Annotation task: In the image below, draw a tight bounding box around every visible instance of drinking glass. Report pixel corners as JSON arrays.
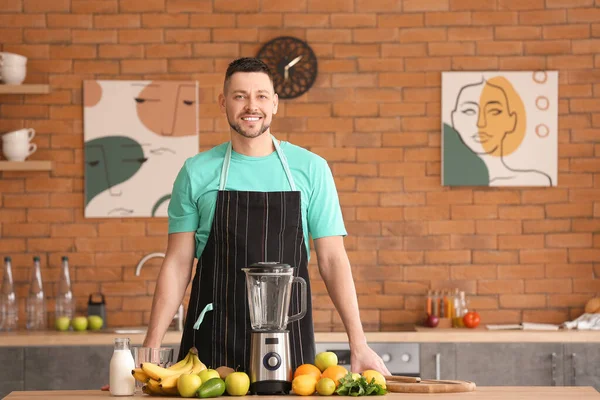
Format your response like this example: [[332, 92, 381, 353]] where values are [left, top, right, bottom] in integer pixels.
[[132, 347, 174, 389]]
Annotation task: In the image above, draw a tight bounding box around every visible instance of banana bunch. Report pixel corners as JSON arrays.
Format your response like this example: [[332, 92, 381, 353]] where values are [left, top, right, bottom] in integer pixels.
[[132, 347, 207, 396]]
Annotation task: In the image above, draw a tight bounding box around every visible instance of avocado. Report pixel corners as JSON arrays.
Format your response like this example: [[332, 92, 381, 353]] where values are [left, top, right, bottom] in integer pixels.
[[197, 377, 226, 398]]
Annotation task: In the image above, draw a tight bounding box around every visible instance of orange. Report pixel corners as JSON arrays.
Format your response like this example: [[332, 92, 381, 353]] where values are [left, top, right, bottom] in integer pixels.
[[292, 374, 317, 396], [294, 364, 322, 382], [321, 365, 348, 387]]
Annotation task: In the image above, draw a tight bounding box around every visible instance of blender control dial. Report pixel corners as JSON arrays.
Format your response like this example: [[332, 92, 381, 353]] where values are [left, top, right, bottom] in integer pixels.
[[263, 351, 282, 371]]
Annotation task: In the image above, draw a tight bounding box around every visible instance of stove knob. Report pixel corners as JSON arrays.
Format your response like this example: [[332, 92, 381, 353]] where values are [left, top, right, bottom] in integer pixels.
[[401, 353, 410, 363], [381, 354, 391, 363], [268, 356, 278, 367]]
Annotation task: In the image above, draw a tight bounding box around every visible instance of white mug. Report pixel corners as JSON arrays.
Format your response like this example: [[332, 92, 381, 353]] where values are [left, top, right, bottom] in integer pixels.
[[0, 64, 27, 84], [2, 140, 37, 161], [0, 52, 27, 66], [2, 128, 35, 143]]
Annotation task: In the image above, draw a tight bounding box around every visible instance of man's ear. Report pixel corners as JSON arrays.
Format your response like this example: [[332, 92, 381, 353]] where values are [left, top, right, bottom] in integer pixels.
[[218, 92, 226, 113], [273, 93, 279, 115]]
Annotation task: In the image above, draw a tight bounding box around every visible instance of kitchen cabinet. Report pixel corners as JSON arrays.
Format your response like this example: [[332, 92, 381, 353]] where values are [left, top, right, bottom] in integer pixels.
[[564, 344, 600, 390], [454, 343, 564, 387], [419, 343, 456, 380], [0, 348, 24, 398]]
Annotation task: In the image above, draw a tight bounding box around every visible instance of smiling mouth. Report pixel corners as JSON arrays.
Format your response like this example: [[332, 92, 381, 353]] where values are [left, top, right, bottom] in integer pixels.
[[472, 132, 492, 143], [241, 115, 262, 123]]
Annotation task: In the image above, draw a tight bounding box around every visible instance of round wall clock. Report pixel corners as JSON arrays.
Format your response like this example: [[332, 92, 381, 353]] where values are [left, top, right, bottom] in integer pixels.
[[256, 36, 318, 100]]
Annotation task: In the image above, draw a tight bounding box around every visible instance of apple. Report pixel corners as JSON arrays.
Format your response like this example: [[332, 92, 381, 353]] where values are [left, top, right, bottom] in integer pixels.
[[314, 351, 338, 372], [87, 315, 104, 331], [225, 372, 250, 396], [55, 316, 71, 331], [72, 316, 88, 331], [177, 372, 203, 398], [198, 368, 220, 383], [425, 314, 439, 328]]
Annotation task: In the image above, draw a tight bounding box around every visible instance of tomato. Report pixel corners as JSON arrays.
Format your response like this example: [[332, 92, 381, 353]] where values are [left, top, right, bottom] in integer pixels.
[[463, 311, 480, 329]]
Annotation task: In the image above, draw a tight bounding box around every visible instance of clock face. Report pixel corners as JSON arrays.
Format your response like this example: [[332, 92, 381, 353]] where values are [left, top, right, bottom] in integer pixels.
[[256, 36, 318, 100]]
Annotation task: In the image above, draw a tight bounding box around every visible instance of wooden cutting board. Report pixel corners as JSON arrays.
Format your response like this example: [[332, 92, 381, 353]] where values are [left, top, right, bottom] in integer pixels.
[[385, 376, 476, 393]]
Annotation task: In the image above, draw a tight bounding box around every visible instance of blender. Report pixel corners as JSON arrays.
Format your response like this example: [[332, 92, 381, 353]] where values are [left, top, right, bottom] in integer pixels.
[[242, 262, 307, 395]]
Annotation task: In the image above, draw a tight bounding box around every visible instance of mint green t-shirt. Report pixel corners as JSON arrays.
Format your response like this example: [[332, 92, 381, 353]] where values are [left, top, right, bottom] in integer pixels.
[[168, 141, 347, 260]]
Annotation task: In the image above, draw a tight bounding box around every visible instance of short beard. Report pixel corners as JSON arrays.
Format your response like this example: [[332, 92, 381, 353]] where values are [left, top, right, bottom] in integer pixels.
[[228, 116, 270, 139]]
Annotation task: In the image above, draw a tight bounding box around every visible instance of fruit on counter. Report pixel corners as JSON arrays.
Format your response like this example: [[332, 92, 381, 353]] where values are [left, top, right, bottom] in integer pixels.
[[292, 374, 318, 396], [585, 297, 600, 314], [224, 371, 250, 396], [55, 316, 71, 331], [463, 311, 481, 329], [177, 372, 203, 398], [197, 377, 226, 398], [335, 372, 387, 396], [351, 373, 362, 381], [362, 370, 386, 389], [314, 351, 338, 372], [215, 365, 235, 380], [87, 315, 104, 330], [198, 368, 220, 384], [316, 377, 336, 395], [159, 348, 207, 390], [132, 367, 149, 384], [321, 365, 349, 386], [293, 363, 322, 381], [72, 316, 88, 331], [425, 314, 439, 328]]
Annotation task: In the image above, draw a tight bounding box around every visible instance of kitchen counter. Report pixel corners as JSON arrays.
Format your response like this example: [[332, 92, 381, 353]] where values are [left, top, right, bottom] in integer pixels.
[[4, 387, 600, 399], [1, 328, 600, 347]]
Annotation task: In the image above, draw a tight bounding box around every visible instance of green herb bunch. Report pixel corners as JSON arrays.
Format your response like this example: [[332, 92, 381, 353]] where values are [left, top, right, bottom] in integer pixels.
[[335, 373, 387, 396]]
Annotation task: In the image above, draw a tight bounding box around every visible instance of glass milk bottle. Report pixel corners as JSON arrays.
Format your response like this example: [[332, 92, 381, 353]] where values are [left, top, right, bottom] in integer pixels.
[[55, 256, 74, 325], [0, 256, 18, 331], [26, 256, 47, 330], [110, 338, 135, 396]]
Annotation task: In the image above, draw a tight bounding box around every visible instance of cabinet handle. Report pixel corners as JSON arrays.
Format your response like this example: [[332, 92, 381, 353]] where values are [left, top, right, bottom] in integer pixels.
[[435, 353, 441, 380], [572, 353, 577, 386], [551, 352, 556, 386]]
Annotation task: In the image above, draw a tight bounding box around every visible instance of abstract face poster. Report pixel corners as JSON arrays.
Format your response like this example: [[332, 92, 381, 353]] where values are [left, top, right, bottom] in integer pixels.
[[442, 71, 557, 187], [83, 80, 199, 217]]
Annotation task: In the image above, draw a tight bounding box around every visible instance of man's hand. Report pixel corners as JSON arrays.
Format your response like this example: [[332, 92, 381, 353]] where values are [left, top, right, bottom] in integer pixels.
[[350, 342, 391, 376]]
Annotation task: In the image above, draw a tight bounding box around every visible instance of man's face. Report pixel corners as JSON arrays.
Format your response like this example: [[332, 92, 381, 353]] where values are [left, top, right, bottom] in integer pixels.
[[219, 72, 278, 139], [451, 82, 516, 156]]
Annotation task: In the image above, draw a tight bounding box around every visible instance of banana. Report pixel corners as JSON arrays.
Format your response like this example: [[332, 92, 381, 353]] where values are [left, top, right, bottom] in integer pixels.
[[167, 350, 191, 371], [142, 359, 193, 382], [190, 351, 207, 374], [131, 367, 150, 383], [161, 385, 179, 395], [158, 373, 180, 390]]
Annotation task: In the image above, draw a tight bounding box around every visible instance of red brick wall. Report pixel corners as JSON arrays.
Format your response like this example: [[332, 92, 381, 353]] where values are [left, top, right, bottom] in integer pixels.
[[0, 0, 599, 331]]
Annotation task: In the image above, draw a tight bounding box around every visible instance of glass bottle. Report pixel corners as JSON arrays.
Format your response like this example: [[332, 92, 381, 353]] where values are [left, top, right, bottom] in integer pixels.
[[26, 256, 47, 330], [109, 337, 135, 396], [55, 256, 74, 325], [0, 256, 18, 331]]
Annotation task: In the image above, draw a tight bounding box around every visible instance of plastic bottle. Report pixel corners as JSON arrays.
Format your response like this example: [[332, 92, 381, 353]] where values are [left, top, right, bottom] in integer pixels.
[[27, 256, 47, 330], [55, 256, 74, 325], [109, 337, 136, 396], [0, 256, 18, 331]]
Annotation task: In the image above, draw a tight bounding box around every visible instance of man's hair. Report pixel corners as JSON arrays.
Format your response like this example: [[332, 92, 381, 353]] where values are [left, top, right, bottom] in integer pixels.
[[224, 57, 274, 92]]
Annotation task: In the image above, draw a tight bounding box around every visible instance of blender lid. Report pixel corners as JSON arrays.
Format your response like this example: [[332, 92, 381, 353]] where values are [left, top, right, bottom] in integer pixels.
[[245, 261, 292, 273]]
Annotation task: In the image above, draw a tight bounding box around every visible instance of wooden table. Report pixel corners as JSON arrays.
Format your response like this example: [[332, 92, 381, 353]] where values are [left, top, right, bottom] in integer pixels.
[[4, 387, 600, 399]]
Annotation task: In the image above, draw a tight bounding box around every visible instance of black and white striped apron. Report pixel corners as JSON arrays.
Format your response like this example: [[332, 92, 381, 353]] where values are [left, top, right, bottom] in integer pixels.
[[178, 136, 315, 372]]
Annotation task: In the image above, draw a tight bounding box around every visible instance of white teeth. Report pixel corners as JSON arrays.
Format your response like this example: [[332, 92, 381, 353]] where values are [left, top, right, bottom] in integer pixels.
[[242, 117, 260, 121]]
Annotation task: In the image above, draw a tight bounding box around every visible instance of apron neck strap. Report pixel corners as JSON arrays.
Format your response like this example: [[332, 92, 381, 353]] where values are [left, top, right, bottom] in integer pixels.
[[219, 135, 297, 191]]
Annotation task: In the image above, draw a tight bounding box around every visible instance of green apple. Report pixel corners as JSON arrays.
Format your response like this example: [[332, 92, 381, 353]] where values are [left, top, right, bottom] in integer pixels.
[[55, 316, 71, 331], [87, 315, 104, 331], [314, 351, 338, 372], [198, 368, 220, 383], [225, 372, 250, 396], [72, 316, 88, 331], [177, 372, 203, 398]]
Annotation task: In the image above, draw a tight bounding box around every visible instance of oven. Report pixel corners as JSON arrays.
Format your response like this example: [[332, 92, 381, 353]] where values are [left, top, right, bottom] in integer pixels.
[[315, 342, 420, 377]]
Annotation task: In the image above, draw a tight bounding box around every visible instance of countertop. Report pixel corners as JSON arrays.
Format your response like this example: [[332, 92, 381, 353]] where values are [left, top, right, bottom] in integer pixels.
[[1, 328, 600, 347], [4, 388, 600, 399]]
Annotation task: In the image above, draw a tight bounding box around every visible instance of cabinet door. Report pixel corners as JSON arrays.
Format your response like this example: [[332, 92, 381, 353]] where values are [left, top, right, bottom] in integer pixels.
[[564, 344, 600, 391], [420, 343, 456, 380], [0, 347, 24, 398], [455, 343, 564, 386]]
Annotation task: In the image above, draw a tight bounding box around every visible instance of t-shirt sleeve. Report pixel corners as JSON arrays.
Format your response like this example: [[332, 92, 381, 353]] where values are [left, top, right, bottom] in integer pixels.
[[168, 162, 199, 233], [307, 158, 347, 239]]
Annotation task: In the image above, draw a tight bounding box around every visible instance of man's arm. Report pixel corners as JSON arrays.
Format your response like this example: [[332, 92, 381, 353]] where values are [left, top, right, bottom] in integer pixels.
[[314, 235, 390, 375], [143, 231, 196, 348]]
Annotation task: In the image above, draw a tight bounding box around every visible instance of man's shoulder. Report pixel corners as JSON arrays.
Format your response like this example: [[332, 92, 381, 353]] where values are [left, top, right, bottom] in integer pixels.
[[185, 142, 228, 169]]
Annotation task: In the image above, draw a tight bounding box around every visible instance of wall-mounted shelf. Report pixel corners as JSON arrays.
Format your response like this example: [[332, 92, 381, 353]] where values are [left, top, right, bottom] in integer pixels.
[[0, 161, 52, 171], [0, 84, 50, 94]]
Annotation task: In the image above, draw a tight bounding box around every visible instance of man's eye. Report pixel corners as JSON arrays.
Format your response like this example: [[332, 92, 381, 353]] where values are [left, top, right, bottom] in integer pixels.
[[134, 98, 146, 103], [461, 109, 476, 116], [183, 100, 194, 106], [235, 95, 244, 99]]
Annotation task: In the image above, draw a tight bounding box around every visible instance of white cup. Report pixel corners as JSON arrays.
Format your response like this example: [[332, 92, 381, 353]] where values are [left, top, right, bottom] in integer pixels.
[[2, 140, 37, 161], [0, 52, 27, 66], [2, 128, 35, 143], [0, 65, 27, 84]]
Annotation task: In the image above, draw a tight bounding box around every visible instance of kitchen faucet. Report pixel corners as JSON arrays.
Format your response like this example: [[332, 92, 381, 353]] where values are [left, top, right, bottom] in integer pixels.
[[135, 252, 184, 332]]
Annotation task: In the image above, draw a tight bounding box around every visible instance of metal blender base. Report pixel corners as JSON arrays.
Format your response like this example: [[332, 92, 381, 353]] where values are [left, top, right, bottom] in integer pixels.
[[250, 380, 292, 395]]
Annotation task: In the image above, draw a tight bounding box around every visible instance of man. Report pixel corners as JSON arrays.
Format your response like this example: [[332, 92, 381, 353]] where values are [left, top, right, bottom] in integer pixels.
[[143, 57, 390, 376]]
